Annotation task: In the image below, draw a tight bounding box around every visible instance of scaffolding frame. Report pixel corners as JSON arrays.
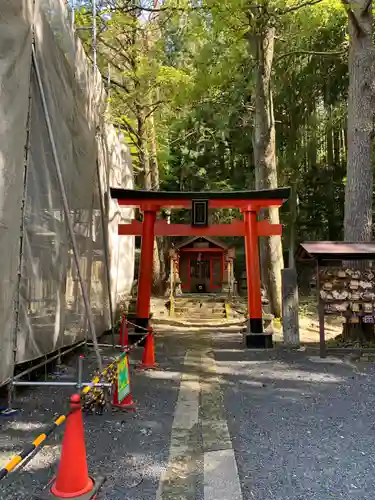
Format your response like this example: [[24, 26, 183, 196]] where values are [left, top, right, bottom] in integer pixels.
[[5, 0, 118, 409]]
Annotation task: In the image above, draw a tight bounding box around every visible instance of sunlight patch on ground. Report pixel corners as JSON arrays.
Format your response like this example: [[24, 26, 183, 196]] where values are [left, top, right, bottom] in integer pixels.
[[141, 369, 181, 380], [213, 360, 277, 377], [5, 421, 45, 432], [22, 444, 60, 472], [249, 366, 344, 383], [215, 360, 344, 383], [308, 356, 351, 365]]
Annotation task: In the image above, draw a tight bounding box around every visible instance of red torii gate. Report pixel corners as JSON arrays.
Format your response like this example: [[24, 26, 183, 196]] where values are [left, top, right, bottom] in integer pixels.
[[110, 187, 290, 348]]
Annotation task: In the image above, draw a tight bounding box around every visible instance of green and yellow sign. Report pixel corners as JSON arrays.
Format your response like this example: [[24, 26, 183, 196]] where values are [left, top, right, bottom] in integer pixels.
[[117, 353, 130, 402]]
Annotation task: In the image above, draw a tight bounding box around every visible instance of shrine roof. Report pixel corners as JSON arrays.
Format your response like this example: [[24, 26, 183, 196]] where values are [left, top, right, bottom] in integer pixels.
[[297, 242, 375, 262], [174, 236, 229, 250], [110, 187, 290, 202]]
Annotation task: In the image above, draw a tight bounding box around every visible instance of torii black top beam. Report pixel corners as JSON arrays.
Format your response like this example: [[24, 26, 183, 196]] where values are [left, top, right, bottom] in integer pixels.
[[110, 187, 291, 202]]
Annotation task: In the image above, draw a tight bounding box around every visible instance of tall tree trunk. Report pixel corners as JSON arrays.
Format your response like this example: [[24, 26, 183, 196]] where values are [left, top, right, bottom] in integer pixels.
[[333, 126, 340, 167], [137, 107, 151, 189], [308, 110, 318, 168], [142, 22, 164, 294], [327, 107, 334, 167], [344, 0, 374, 242], [327, 107, 337, 239], [343, 0, 374, 341], [148, 112, 160, 189], [136, 106, 162, 293], [288, 181, 298, 269], [250, 26, 283, 318], [144, 55, 163, 293], [137, 107, 162, 293], [148, 112, 164, 292]]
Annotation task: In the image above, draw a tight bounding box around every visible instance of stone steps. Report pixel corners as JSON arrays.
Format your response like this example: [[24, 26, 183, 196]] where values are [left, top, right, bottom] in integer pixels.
[[176, 313, 225, 319], [126, 295, 237, 322], [174, 306, 225, 313], [173, 296, 227, 321], [152, 317, 245, 327]]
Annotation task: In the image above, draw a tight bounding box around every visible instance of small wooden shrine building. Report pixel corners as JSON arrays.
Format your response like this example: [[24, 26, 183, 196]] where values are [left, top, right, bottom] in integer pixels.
[[169, 236, 235, 294]]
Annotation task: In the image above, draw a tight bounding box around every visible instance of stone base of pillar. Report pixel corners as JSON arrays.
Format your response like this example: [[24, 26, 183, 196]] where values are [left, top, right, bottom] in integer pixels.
[[132, 317, 150, 346], [135, 316, 149, 331], [244, 333, 273, 349], [243, 318, 273, 348]]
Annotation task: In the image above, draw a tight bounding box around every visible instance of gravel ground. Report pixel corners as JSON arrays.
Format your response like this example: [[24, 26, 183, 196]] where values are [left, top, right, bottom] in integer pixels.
[[0, 330, 189, 500], [2, 325, 375, 500], [213, 332, 375, 500]]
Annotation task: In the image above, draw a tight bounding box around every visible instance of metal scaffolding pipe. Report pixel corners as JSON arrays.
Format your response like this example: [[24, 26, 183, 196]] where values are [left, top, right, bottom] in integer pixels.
[[71, 0, 75, 26], [31, 45, 103, 372], [87, 342, 128, 349], [13, 342, 85, 381], [92, 0, 97, 71], [78, 355, 83, 388], [9, 63, 33, 409], [96, 160, 116, 348], [13, 381, 111, 388]]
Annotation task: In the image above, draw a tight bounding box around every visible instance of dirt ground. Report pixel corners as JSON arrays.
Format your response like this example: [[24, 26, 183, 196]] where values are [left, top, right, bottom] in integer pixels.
[[150, 296, 343, 345]]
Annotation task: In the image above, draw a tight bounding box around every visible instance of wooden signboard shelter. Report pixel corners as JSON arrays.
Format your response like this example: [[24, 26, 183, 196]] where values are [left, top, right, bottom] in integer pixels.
[[110, 188, 290, 348], [297, 242, 375, 357]]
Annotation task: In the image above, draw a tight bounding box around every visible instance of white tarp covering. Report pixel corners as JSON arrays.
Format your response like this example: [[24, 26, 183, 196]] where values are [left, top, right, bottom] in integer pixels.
[[0, 0, 134, 385]]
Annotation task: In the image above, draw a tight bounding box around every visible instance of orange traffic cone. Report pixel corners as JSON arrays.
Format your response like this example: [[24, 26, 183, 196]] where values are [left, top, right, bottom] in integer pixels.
[[112, 354, 136, 412], [137, 328, 158, 370], [118, 315, 128, 349], [38, 394, 105, 499]]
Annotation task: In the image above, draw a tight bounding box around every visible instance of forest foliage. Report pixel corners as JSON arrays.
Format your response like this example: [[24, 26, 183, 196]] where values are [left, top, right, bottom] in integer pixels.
[[72, 0, 374, 321], [73, 0, 348, 238]]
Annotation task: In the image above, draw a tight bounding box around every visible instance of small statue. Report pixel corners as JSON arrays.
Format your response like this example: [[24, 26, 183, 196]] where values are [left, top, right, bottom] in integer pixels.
[[175, 276, 183, 296], [164, 276, 171, 297], [131, 279, 138, 296]]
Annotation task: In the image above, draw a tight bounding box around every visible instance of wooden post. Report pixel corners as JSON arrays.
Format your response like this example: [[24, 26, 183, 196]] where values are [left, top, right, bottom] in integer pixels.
[[170, 256, 174, 297], [319, 299, 326, 358], [227, 259, 231, 296], [170, 256, 175, 316], [316, 262, 326, 358], [281, 268, 300, 346]]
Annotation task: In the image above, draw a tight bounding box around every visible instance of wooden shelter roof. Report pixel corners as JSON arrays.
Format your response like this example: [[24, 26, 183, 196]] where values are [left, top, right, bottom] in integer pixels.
[[296, 242, 375, 262]]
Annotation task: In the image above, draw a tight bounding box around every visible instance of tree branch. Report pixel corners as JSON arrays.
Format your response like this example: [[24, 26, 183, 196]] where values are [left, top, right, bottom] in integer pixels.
[[145, 100, 166, 119], [341, 0, 364, 37], [361, 0, 372, 16], [110, 87, 140, 116], [110, 77, 131, 94], [117, 117, 140, 144], [106, 3, 205, 15], [277, 0, 324, 15], [275, 49, 345, 63], [99, 36, 134, 69]]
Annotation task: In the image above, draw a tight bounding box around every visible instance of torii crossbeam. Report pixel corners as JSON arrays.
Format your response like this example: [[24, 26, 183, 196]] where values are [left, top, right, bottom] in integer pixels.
[[110, 187, 290, 348]]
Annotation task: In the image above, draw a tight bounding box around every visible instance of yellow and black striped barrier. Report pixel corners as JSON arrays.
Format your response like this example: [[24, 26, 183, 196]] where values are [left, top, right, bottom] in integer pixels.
[[0, 327, 150, 482], [0, 375, 107, 481], [0, 413, 67, 481]]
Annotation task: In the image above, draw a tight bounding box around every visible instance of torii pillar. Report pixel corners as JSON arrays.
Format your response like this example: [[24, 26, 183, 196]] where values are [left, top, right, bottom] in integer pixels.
[[135, 208, 156, 332], [242, 208, 271, 348]]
